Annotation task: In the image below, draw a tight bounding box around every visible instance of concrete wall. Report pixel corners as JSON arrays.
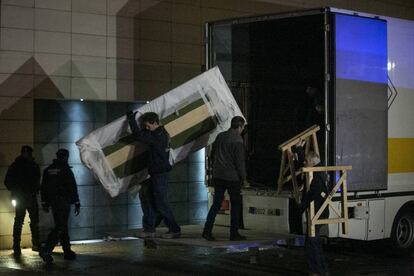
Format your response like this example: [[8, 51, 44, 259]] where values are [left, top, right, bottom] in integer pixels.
[[1, 0, 414, 249]]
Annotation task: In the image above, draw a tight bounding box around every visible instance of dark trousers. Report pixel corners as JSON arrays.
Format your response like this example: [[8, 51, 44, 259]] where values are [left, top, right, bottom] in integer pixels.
[[305, 225, 329, 275], [143, 173, 180, 233], [139, 180, 163, 231], [13, 195, 39, 248], [204, 178, 242, 235], [45, 201, 71, 253]]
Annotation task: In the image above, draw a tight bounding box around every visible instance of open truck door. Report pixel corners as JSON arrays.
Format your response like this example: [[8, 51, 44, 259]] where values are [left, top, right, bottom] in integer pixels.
[[206, 7, 389, 239]]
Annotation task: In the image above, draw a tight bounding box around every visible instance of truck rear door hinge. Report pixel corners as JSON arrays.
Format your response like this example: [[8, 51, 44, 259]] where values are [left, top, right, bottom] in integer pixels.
[[325, 73, 331, 81], [325, 24, 330, 32]]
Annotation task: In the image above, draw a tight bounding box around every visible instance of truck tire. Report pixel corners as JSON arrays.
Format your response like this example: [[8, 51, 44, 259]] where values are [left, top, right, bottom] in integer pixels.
[[391, 210, 414, 250]]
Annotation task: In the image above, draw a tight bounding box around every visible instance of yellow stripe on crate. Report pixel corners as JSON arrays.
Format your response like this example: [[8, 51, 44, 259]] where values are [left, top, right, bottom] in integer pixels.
[[106, 142, 146, 169], [388, 138, 414, 173], [163, 104, 211, 137], [105, 104, 211, 169]]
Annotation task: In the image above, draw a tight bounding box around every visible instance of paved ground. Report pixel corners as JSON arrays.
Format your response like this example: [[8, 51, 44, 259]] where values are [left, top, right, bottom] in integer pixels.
[[1, 226, 414, 275]]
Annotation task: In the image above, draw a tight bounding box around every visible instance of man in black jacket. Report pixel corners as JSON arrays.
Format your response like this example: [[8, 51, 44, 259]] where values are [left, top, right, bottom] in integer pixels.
[[127, 111, 180, 239], [4, 145, 41, 256], [39, 149, 80, 263], [202, 116, 248, 241], [295, 146, 330, 276]]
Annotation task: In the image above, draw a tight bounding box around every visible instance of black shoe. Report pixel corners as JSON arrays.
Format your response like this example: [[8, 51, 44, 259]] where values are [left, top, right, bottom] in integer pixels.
[[64, 250, 76, 260], [230, 233, 247, 241], [13, 247, 21, 257], [39, 251, 53, 264], [202, 231, 216, 241]]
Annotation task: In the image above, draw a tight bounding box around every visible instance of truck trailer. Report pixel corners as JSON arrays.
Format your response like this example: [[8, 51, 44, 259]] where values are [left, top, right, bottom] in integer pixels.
[[206, 7, 414, 250]]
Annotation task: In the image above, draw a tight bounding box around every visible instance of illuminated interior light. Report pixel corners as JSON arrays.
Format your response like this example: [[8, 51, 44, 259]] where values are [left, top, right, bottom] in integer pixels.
[[387, 61, 396, 71], [11, 199, 16, 207], [80, 98, 84, 102]]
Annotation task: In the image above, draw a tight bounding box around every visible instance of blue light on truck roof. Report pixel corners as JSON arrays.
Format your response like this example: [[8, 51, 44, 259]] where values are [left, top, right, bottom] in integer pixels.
[[335, 14, 387, 84]]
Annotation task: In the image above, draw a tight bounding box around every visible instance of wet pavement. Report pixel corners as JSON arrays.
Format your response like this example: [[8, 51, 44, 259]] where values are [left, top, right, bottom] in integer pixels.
[[1, 227, 414, 275]]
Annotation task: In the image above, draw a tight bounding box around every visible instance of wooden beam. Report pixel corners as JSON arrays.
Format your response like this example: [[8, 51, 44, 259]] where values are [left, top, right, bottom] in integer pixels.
[[301, 166, 352, 172], [314, 218, 348, 224], [341, 171, 349, 235], [279, 125, 320, 151]]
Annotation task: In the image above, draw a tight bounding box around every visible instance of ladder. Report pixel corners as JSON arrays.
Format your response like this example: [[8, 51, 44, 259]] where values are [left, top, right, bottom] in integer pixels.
[[277, 125, 350, 237], [277, 125, 321, 203]]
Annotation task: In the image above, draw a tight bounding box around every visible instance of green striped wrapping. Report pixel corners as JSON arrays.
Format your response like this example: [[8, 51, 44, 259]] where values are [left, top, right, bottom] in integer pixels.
[[102, 98, 217, 179]]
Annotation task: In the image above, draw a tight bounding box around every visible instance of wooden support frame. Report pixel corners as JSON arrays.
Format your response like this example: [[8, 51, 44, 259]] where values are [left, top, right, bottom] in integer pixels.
[[277, 125, 320, 203], [302, 166, 351, 237]]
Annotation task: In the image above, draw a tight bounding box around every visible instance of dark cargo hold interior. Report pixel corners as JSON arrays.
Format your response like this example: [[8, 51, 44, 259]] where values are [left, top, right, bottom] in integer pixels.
[[208, 12, 327, 188]]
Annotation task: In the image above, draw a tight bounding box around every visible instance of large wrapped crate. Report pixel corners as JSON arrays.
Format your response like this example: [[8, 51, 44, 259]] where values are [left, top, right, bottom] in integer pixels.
[[76, 67, 243, 197]]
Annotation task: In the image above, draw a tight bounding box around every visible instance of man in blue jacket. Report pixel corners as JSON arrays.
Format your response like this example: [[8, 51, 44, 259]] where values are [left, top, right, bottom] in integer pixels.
[[127, 111, 181, 239]]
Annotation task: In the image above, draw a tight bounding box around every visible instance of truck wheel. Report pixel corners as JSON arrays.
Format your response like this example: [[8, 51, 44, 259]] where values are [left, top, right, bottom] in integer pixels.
[[391, 211, 414, 250]]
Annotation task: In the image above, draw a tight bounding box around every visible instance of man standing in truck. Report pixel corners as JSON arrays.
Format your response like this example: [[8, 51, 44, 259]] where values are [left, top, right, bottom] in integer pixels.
[[202, 116, 248, 241]]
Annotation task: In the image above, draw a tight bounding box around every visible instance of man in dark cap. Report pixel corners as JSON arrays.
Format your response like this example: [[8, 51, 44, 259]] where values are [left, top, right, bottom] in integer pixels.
[[4, 145, 41, 257], [39, 149, 80, 264]]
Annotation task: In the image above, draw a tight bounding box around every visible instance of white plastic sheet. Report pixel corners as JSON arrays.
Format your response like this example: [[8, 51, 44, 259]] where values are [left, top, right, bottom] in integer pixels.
[[76, 67, 243, 197]]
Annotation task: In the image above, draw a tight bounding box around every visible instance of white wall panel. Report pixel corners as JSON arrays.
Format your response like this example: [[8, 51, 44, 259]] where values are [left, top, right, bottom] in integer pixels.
[[107, 37, 135, 59], [107, 16, 135, 38], [35, 0, 71, 11], [35, 8, 70, 32], [1, 5, 34, 29], [72, 13, 107, 36], [71, 77, 106, 100], [35, 31, 70, 54], [2, 0, 34, 7], [72, 34, 107, 57], [0, 28, 34, 52], [34, 53, 71, 76], [72, 0, 107, 15], [72, 56, 107, 78], [106, 58, 134, 80], [0, 51, 33, 74], [106, 79, 134, 101]]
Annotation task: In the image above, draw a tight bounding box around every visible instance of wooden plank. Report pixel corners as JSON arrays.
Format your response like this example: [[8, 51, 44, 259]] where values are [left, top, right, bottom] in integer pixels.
[[279, 171, 302, 185], [312, 173, 345, 222], [279, 125, 320, 151], [287, 149, 300, 203], [342, 171, 349, 235], [302, 166, 352, 172], [328, 201, 342, 217], [277, 152, 287, 194], [315, 218, 347, 224]]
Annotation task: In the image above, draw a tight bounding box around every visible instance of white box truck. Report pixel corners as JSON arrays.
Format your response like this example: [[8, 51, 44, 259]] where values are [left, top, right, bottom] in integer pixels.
[[206, 7, 414, 250]]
